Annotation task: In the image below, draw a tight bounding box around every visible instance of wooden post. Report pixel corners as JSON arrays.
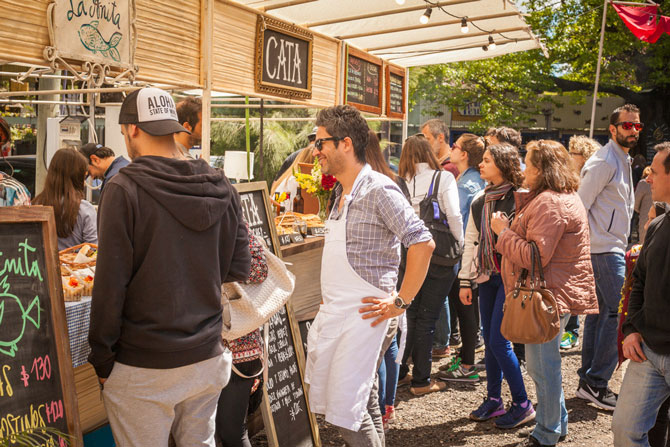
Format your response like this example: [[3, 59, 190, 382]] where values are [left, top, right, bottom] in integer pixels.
[[200, 0, 214, 162], [35, 74, 60, 195]]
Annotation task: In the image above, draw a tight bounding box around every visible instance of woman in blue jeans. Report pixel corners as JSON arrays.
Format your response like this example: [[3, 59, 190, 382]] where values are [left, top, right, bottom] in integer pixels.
[[493, 140, 598, 447], [458, 143, 533, 429]]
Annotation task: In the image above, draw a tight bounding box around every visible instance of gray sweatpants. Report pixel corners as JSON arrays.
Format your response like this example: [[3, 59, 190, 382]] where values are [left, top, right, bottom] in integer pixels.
[[102, 352, 232, 447]]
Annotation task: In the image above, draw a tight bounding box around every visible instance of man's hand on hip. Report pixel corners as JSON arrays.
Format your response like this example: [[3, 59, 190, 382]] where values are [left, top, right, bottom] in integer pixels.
[[622, 332, 647, 363], [360, 296, 404, 327]]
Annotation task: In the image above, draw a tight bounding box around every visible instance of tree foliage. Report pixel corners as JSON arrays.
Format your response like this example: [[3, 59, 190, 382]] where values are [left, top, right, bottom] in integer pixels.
[[411, 0, 670, 149]]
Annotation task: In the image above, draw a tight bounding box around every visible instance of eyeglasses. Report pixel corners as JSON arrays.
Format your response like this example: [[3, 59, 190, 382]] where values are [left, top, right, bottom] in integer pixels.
[[307, 135, 316, 143], [615, 121, 644, 131], [314, 136, 341, 151]]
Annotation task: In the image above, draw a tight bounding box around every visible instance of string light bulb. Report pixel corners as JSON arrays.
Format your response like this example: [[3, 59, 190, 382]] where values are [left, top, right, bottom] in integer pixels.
[[482, 45, 489, 52], [461, 18, 469, 33], [488, 35, 496, 50], [420, 8, 432, 24], [395, 0, 406, 4]]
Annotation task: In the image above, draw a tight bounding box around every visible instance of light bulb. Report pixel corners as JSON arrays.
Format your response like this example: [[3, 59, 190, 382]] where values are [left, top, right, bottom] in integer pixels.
[[420, 8, 432, 24], [488, 35, 496, 50], [482, 45, 489, 51], [395, 0, 406, 4], [461, 18, 469, 33]]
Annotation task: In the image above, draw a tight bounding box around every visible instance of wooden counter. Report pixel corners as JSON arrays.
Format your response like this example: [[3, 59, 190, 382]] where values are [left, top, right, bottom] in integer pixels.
[[281, 236, 324, 321]]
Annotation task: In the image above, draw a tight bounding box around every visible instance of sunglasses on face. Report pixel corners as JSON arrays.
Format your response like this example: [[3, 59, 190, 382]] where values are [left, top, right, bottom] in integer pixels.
[[616, 121, 644, 131], [314, 136, 342, 152]]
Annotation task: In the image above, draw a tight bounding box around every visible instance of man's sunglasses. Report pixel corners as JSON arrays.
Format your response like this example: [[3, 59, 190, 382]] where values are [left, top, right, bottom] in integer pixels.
[[615, 121, 644, 131], [314, 136, 342, 151]]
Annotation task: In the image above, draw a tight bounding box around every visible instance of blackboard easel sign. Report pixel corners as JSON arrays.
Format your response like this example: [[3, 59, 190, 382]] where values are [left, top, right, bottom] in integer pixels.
[[233, 182, 320, 447], [0, 206, 82, 446], [386, 64, 406, 119], [345, 46, 383, 115]]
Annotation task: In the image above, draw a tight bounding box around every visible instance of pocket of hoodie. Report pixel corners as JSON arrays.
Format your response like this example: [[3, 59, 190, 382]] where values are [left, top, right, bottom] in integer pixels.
[[607, 209, 615, 232]]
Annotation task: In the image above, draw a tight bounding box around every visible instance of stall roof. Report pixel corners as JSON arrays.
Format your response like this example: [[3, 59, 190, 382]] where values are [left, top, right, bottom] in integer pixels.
[[236, 0, 547, 67]]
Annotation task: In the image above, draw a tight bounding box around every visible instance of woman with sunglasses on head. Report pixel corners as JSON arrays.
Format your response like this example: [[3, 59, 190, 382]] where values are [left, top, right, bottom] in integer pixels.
[[33, 148, 98, 250], [396, 134, 463, 396], [459, 143, 534, 429], [491, 140, 597, 447]]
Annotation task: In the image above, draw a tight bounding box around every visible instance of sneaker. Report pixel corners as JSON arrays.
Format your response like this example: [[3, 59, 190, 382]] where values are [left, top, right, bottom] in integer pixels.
[[474, 358, 486, 371], [519, 427, 566, 443], [438, 358, 479, 382], [397, 373, 412, 387], [439, 356, 460, 371], [515, 437, 555, 447], [470, 397, 505, 421], [449, 333, 463, 348], [560, 332, 578, 350], [410, 380, 446, 396], [495, 400, 536, 429], [432, 346, 451, 359], [575, 382, 617, 411], [475, 335, 485, 353], [385, 405, 395, 421]]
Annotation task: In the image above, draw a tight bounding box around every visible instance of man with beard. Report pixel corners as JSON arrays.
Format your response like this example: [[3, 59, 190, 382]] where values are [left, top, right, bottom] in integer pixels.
[[576, 103, 641, 411], [175, 96, 202, 159]]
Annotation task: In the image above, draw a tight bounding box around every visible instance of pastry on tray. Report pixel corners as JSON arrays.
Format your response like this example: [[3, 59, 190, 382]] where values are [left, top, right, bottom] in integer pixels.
[[62, 276, 84, 302]]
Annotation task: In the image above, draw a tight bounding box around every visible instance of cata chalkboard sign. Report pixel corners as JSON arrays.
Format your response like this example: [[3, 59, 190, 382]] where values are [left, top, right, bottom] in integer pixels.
[[345, 46, 383, 115], [255, 15, 313, 100], [0, 207, 81, 446], [386, 65, 406, 119], [232, 183, 320, 447]]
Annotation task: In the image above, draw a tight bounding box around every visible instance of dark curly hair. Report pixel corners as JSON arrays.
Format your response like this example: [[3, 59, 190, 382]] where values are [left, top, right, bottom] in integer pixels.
[[487, 143, 524, 188], [316, 105, 369, 164]]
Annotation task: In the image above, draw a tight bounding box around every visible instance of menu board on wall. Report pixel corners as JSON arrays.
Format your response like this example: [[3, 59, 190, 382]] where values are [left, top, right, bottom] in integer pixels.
[[345, 46, 383, 115], [0, 207, 82, 446], [386, 65, 406, 119], [232, 183, 320, 447]]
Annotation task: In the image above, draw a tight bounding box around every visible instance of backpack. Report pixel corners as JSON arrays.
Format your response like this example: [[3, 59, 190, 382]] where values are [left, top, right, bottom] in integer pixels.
[[419, 171, 463, 266]]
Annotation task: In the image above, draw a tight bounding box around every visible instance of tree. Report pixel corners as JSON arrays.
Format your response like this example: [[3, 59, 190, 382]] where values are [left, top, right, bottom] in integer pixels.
[[411, 0, 670, 156]]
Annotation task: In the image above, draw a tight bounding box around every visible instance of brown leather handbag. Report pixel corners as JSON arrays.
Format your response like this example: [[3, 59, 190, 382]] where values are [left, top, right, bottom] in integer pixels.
[[501, 241, 561, 344]]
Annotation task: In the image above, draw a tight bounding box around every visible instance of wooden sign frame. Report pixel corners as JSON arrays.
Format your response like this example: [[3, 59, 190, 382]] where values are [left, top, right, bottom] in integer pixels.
[[0, 206, 82, 446], [344, 46, 383, 115], [254, 15, 314, 100], [233, 182, 320, 447], [385, 64, 406, 119]]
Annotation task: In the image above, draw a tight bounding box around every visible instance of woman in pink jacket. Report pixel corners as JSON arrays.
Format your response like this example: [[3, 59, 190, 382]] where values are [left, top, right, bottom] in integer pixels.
[[491, 140, 598, 447]]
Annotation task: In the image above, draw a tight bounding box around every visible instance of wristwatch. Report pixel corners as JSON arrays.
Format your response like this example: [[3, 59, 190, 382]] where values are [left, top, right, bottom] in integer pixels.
[[393, 294, 411, 310]]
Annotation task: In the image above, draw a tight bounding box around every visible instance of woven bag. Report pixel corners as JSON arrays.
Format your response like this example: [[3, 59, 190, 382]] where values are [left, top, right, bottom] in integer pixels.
[[221, 246, 295, 341]]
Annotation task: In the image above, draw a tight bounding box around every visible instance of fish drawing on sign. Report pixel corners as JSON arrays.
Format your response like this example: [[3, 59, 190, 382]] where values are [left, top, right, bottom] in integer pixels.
[[78, 21, 123, 62], [0, 290, 41, 358]]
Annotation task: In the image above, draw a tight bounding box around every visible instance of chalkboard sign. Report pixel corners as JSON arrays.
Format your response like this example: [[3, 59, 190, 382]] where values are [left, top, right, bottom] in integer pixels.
[[386, 64, 406, 119], [345, 46, 383, 115], [255, 15, 313, 100], [0, 207, 81, 446], [233, 183, 320, 447], [298, 319, 313, 356]]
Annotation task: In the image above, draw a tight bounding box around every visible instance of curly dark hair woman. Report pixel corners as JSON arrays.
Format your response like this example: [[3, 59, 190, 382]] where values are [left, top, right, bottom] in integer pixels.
[[485, 143, 524, 188]]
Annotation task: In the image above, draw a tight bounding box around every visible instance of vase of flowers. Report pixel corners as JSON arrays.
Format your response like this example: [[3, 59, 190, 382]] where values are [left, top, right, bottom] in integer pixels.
[[293, 159, 337, 221]]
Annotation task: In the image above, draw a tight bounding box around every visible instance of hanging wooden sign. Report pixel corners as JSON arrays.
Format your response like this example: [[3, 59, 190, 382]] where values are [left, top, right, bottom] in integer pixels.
[[386, 64, 406, 119], [255, 15, 313, 100], [345, 46, 383, 115]]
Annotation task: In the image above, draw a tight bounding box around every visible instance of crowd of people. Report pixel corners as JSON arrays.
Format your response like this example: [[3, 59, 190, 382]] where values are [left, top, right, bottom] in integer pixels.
[[2, 92, 670, 447]]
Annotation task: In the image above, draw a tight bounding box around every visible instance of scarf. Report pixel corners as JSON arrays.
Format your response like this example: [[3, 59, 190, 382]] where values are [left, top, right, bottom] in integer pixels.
[[478, 181, 514, 276]]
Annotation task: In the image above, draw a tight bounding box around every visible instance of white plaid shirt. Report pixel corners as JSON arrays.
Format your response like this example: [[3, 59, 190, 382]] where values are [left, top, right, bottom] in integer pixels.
[[329, 164, 432, 293]]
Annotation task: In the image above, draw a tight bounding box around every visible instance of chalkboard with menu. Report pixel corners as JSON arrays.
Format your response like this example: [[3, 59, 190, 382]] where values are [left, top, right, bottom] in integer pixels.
[[345, 46, 383, 115], [0, 207, 82, 446], [233, 183, 320, 447], [386, 64, 406, 119]]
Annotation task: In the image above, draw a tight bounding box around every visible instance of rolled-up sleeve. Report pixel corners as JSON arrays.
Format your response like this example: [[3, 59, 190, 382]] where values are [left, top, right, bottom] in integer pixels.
[[376, 184, 432, 248]]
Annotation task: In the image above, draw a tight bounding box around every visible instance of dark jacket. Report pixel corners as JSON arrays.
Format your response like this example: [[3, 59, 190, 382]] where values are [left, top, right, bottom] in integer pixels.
[[88, 156, 250, 378], [622, 210, 670, 354]]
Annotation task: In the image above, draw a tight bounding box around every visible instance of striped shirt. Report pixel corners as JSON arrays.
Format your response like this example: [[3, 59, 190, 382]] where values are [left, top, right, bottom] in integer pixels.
[[329, 164, 432, 293]]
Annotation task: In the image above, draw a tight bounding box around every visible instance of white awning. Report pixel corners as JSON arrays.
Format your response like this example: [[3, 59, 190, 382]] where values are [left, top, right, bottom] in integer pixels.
[[235, 0, 547, 66]]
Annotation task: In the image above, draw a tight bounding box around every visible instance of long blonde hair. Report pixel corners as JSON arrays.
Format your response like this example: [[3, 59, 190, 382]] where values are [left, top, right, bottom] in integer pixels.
[[271, 146, 315, 194]]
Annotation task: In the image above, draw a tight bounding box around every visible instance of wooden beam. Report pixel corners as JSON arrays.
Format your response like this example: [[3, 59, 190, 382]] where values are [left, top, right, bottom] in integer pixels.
[[262, 0, 318, 11], [367, 26, 529, 52], [338, 11, 521, 40]]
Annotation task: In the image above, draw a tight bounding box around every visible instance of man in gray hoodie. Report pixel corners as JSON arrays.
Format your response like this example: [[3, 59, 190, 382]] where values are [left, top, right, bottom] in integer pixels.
[[576, 103, 641, 411], [89, 87, 250, 447]]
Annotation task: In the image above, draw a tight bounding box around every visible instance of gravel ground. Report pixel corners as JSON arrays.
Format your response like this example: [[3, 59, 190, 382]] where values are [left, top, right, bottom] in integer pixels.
[[253, 327, 627, 447]]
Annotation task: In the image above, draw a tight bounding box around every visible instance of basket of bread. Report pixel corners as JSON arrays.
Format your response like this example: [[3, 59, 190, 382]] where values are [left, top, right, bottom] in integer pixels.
[[275, 212, 324, 235]]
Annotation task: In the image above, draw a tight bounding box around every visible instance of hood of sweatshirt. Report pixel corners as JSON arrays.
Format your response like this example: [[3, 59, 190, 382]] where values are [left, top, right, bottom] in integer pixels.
[[118, 156, 235, 232]]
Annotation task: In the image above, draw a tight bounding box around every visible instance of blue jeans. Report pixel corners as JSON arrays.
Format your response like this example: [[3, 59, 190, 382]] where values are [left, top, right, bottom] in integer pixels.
[[479, 274, 528, 404], [579, 253, 625, 388], [378, 336, 399, 414], [433, 299, 451, 350], [526, 314, 570, 445], [613, 344, 670, 447], [400, 266, 457, 387]]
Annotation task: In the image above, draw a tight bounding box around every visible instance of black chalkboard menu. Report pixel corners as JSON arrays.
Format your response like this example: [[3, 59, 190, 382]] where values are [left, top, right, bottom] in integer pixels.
[[345, 46, 383, 115], [233, 183, 320, 447], [0, 207, 81, 446], [386, 64, 406, 119]]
